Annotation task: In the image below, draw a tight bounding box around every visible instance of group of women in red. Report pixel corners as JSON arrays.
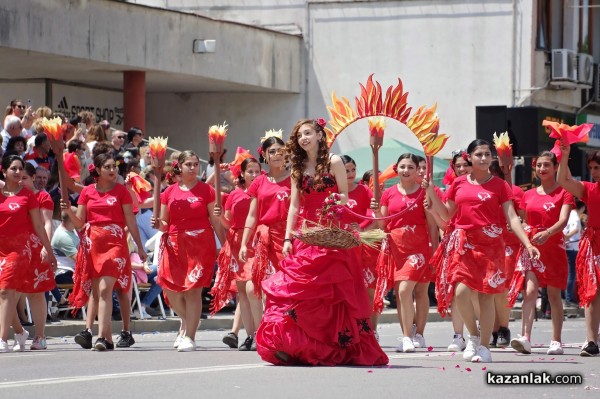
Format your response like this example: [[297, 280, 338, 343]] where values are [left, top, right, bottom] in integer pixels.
[[2, 118, 600, 365]]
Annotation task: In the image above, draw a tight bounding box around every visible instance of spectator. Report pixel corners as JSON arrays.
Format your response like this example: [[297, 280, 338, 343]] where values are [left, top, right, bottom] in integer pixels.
[[1, 115, 25, 151], [125, 127, 144, 151], [24, 133, 52, 170], [139, 146, 151, 169], [110, 130, 127, 159], [49, 209, 79, 309], [85, 124, 107, 153], [34, 166, 50, 192], [35, 106, 53, 119], [5, 136, 27, 158], [79, 111, 95, 131]]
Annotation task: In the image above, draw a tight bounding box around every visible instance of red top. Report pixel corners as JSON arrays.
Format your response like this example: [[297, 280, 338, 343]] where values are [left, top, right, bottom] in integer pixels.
[[521, 186, 574, 228], [225, 188, 251, 229], [246, 174, 291, 225], [582, 181, 600, 228], [36, 190, 54, 211], [160, 181, 215, 234], [381, 185, 426, 231], [498, 184, 525, 225], [0, 187, 38, 235], [78, 183, 132, 226], [24, 148, 51, 170], [341, 184, 373, 230], [446, 175, 513, 229]]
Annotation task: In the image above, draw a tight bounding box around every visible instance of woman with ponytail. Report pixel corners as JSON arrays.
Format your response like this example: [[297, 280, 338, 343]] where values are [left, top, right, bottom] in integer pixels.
[[212, 157, 263, 351], [0, 155, 56, 352], [152, 150, 223, 352], [17, 163, 55, 350], [62, 153, 147, 351], [239, 134, 291, 297], [372, 153, 439, 353]]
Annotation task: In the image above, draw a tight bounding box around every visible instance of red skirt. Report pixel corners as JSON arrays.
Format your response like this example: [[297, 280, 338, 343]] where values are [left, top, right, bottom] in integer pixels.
[[373, 225, 433, 313], [433, 226, 507, 317], [361, 243, 379, 289], [0, 232, 32, 290], [251, 221, 286, 297], [576, 227, 600, 307], [69, 224, 132, 309], [506, 227, 567, 306], [210, 228, 254, 314], [158, 228, 216, 292], [503, 230, 521, 284], [20, 233, 55, 293], [256, 240, 388, 366]]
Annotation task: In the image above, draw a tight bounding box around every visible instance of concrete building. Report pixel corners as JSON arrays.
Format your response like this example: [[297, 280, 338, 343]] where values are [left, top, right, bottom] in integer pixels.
[[1, 0, 599, 183]]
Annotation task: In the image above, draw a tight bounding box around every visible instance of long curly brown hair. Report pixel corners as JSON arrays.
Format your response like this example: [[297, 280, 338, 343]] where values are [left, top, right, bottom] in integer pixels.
[[287, 119, 331, 191]]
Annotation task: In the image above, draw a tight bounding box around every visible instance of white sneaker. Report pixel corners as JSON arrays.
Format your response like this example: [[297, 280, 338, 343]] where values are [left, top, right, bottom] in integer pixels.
[[448, 334, 466, 352], [510, 335, 531, 354], [412, 333, 426, 349], [471, 345, 493, 363], [13, 329, 29, 352], [395, 338, 403, 352], [402, 336, 415, 353], [177, 336, 196, 352], [173, 332, 185, 349], [463, 335, 481, 361], [547, 341, 564, 355], [0, 339, 10, 353]]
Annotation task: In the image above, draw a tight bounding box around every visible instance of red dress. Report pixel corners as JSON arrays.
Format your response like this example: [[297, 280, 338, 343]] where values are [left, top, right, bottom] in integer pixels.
[[507, 186, 573, 304], [210, 188, 254, 313], [341, 184, 378, 289], [0, 188, 39, 290], [373, 186, 433, 313], [256, 174, 389, 366], [157, 182, 217, 292], [501, 185, 524, 285], [576, 182, 600, 306], [246, 174, 291, 296], [70, 184, 133, 309], [21, 190, 56, 293], [432, 175, 513, 316]]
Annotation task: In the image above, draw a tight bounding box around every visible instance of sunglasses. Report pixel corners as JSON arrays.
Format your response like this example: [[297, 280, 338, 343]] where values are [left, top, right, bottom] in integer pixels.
[[16, 105, 26, 109], [116, 136, 126, 139]]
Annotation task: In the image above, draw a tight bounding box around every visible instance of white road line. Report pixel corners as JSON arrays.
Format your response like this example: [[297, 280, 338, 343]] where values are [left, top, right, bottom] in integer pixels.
[[0, 363, 267, 389]]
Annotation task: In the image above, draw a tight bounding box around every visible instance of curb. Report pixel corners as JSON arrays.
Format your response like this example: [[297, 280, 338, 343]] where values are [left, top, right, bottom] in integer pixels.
[[17, 307, 585, 339]]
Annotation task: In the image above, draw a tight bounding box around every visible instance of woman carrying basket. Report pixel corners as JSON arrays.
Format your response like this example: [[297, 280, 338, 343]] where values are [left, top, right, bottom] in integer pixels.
[[254, 118, 388, 366]]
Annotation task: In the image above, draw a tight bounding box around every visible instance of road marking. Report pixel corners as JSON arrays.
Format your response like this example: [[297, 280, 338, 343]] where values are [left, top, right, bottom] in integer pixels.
[[0, 363, 267, 389]]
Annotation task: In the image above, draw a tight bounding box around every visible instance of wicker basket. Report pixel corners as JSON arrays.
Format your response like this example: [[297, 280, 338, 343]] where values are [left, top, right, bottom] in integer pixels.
[[294, 226, 361, 249]]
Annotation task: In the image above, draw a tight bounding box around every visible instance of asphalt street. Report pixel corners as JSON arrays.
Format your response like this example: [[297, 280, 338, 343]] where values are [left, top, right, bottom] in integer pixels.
[[0, 318, 598, 399]]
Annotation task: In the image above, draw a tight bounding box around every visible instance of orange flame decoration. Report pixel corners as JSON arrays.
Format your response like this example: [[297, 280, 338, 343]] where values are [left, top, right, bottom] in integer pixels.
[[41, 117, 63, 141], [324, 75, 447, 156], [493, 132, 512, 158], [208, 122, 228, 146], [542, 120, 592, 145], [148, 136, 168, 160], [368, 117, 385, 139]]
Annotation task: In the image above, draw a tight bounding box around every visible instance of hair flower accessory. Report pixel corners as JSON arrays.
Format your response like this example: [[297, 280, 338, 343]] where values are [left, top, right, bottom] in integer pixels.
[[88, 164, 96, 173], [256, 145, 263, 157], [315, 118, 327, 128], [461, 151, 468, 161]]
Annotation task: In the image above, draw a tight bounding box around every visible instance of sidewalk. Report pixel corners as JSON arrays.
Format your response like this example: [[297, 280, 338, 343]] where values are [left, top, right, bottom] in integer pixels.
[[24, 305, 585, 338]]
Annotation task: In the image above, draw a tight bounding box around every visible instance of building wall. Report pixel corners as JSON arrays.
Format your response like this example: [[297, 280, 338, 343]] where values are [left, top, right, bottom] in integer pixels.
[[146, 92, 304, 161], [137, 0, 535, 157]]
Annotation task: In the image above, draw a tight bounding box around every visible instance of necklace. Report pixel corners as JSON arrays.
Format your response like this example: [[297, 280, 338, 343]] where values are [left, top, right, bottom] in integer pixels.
[[468, 174, 493, 185], [1, 186, 20, 196]]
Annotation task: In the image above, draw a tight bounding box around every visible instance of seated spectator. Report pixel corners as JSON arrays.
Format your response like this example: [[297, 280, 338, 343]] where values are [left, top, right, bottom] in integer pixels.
[[49, 209, 80, 307]]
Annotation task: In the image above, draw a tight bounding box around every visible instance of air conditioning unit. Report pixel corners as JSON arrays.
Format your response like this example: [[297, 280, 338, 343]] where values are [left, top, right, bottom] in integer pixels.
[[552, 49, 577, 81], [577, 53, 594, 85]]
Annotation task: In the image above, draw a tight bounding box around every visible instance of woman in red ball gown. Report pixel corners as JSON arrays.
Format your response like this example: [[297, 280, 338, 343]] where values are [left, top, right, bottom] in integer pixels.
[[255, 118, 388, 366]]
